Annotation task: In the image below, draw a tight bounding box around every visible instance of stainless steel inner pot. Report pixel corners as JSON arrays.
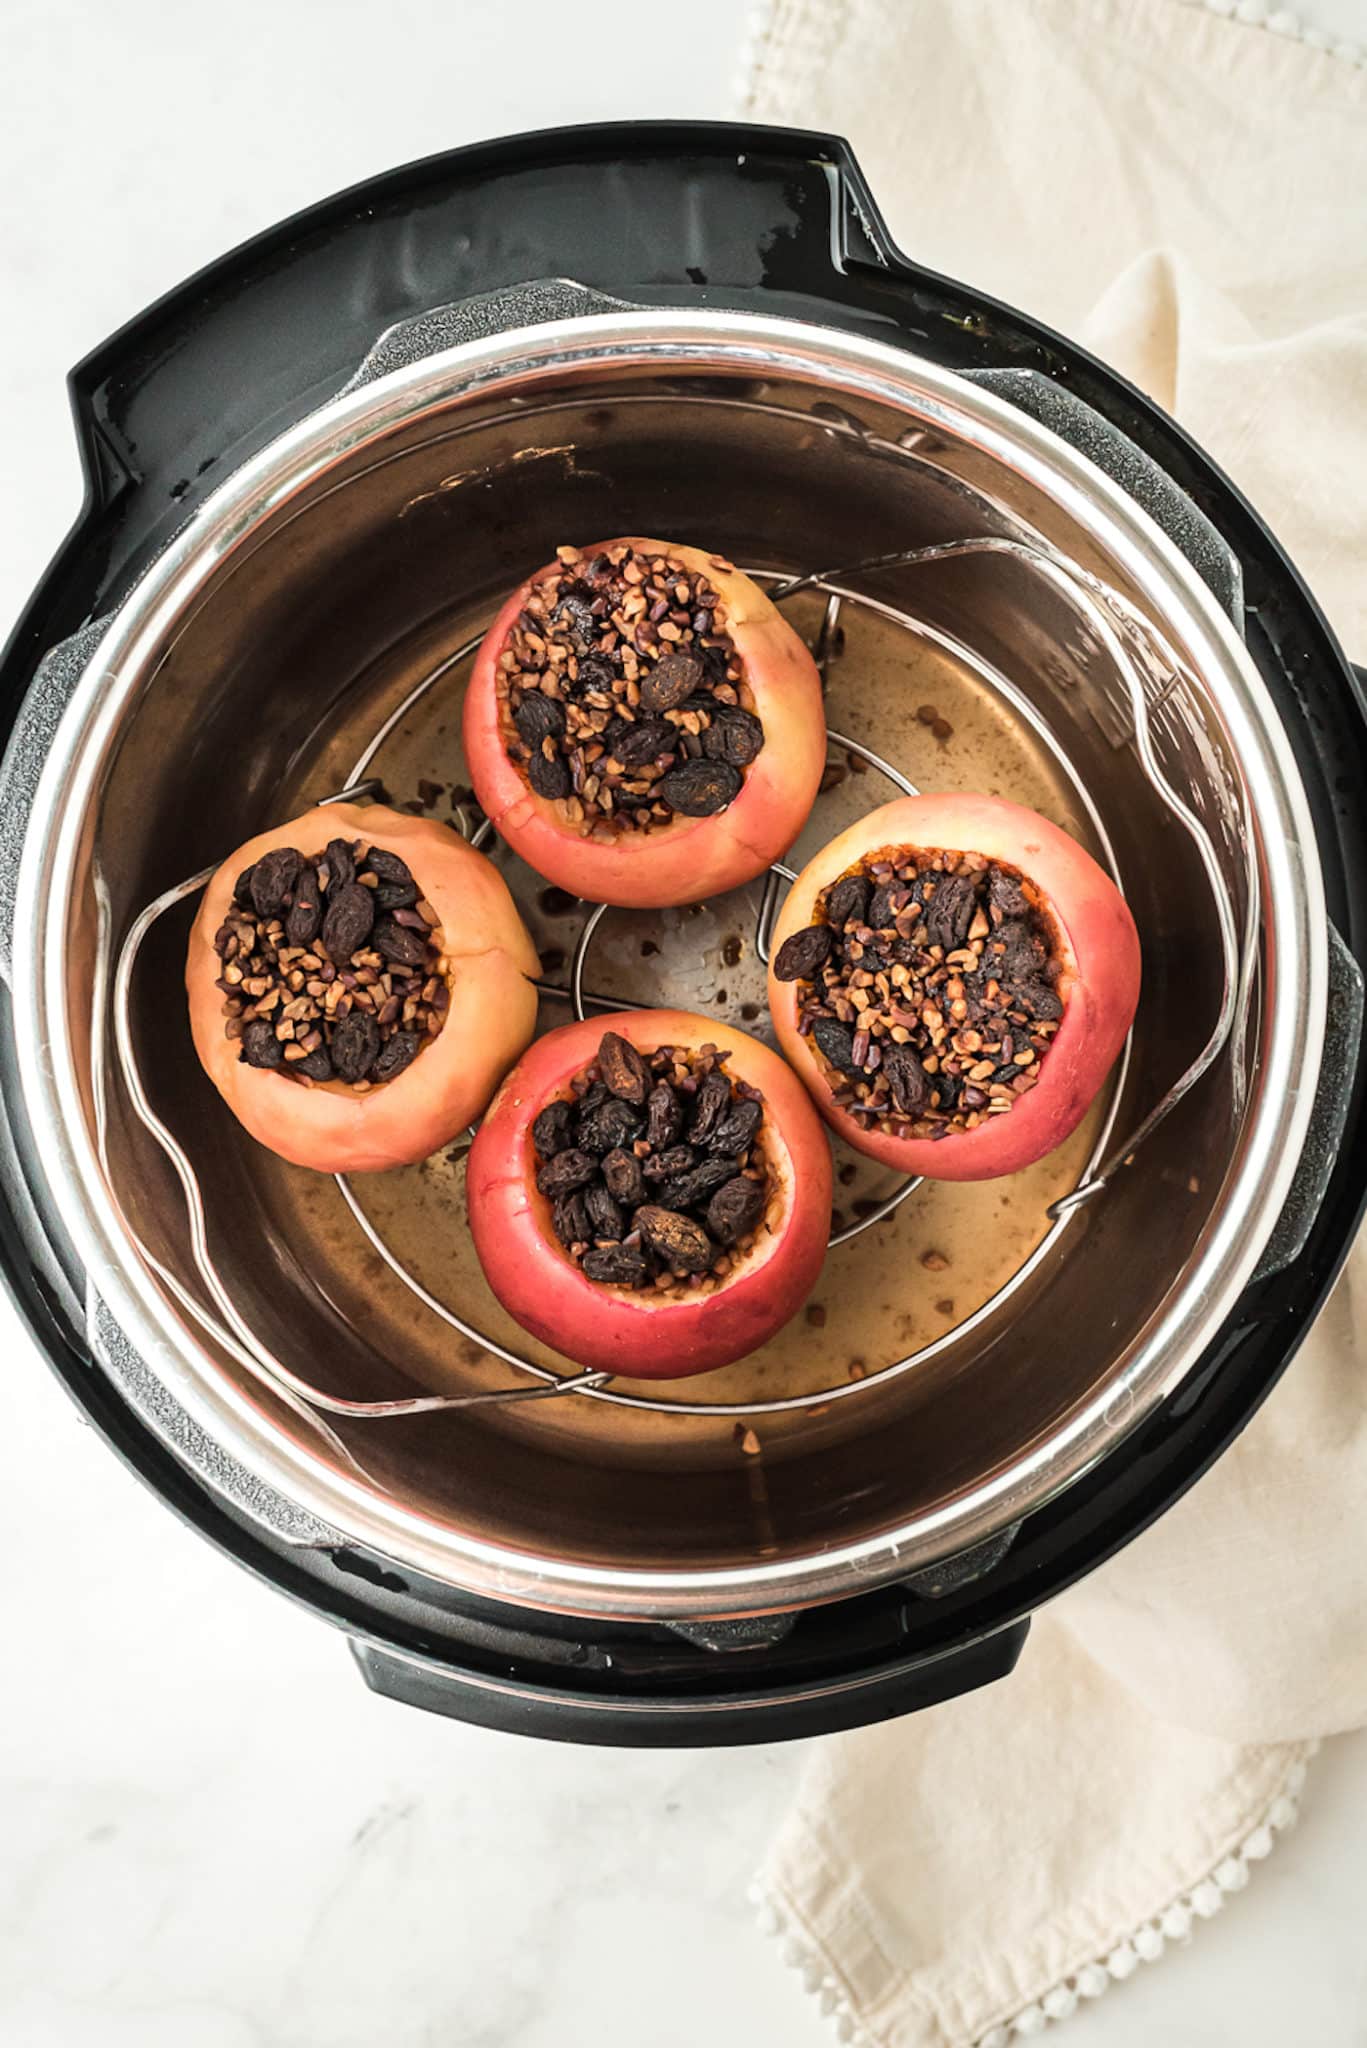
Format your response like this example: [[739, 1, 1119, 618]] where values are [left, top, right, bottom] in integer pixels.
[[12, 311, 1325, 1619]]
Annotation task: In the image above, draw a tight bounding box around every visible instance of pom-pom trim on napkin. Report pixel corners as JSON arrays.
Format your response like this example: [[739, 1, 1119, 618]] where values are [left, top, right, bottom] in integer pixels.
[[735, 0, 1366, 110], [751, 1748, 1315, 2048], [749, 1882, 879, 2048], [1176, 0, 1364, 66]]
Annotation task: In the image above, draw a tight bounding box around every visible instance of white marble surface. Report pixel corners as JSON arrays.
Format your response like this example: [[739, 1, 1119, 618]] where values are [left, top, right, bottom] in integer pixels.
[[4, 5, 1367, 2045], [6, 1317, 1367, 2048]]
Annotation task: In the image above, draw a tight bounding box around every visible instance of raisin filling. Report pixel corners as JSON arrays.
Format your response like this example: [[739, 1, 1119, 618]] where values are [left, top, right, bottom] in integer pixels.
[[773, 848, 1065, 1138], [213, 838, 448, 1088], [531, 1033, 775, 1290], [499, 543, 765, 836]]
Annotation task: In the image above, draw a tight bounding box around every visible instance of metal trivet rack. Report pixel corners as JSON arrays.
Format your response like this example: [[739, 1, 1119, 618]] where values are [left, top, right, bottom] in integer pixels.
[[107, 539, 1247, 1432]]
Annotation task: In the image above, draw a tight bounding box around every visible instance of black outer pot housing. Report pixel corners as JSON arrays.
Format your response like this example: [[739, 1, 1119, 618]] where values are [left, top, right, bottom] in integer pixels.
[[3, 123, 1366, 1744]]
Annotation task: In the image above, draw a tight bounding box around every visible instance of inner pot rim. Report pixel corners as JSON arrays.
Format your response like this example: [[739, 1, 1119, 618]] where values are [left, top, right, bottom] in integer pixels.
[[12, 310, 1327, 1618]]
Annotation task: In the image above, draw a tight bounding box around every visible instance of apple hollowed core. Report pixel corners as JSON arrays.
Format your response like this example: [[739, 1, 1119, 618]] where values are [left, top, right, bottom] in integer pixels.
[[467, 1009, 833, 1378], [768, 794, 1141, 1181], [463, 538, 826, 908]]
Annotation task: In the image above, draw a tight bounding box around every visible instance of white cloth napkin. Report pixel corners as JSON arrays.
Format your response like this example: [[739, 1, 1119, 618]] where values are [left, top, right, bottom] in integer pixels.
[[743, 3, 1367, 2041]]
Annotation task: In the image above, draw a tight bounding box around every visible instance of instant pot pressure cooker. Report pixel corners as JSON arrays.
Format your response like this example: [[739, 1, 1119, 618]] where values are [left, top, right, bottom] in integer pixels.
[[3, 125, 1365, 1744]]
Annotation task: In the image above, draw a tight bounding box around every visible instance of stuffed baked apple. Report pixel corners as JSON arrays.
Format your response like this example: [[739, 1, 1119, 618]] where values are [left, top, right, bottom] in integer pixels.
[[768, 794, 1140, 1181], [464, 539, 826, 908], [187, 802, 539, 1173]]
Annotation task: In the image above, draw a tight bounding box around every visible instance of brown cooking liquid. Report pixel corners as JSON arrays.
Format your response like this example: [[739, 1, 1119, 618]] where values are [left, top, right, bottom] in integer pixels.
[[280, 590, 1112, 1465]]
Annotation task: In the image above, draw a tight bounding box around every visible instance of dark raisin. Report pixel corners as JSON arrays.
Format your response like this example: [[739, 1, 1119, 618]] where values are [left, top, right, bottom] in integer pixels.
[[575, 654, 616, 694], [322, 882, 375, 961], [658, 759, 742, 816], [285, 864, 322, 947], [250, 847, 303, 921], [658, 1154, 741, 1212], [701, 707, 764, 768], [604, 718, 675, 766], [584, 1184, 625, 1242], [610, 784, 655, 812], [331, 1010, 382, 1083], [240, 1019, 284, 1069], [366, 847, 414, 887], [708, 1099, 763, 1156], [812, 1018, 859, 1074], [706, 1175, 765, 1247], [552, 1191, 591, 1248], [551, 593, 596, 648], [233, 864, 258, 909], [601, 1147, 645, 1206], [688, 1069, 732, 1144], [639, 649, 703, 713], [992, 919, 1049, 986], [575, 1097, 643, 1157], [373, 918, 429, 968], [1012, 981, 1064, 1023], [636, 1205, 715, 1274], [372, 1031, 421, 1083], [295, 1045, 334, 1082], [646, 1081, 684, 1150], [988, 867, 1028, 922], [582, 1243, 652, 1287], [324, 838, 357, 891], [926, 872, 977, 951], [514, 692, 568, 748], [824, 873, 869, 930], [536, 1147, 599, 1196], [533, 1100, 576, 1158], [527, 749, 572, 800], [598, 1031, 649, 1104], [213, 920, 239, 959], [773, 924, 833, 983], [644, 1145, 696, 1183], [936, 1071, 963, 1114], [867, 882, 906, 931], [882, 1043, 929, 1117], [374, 879, 419, 911]]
